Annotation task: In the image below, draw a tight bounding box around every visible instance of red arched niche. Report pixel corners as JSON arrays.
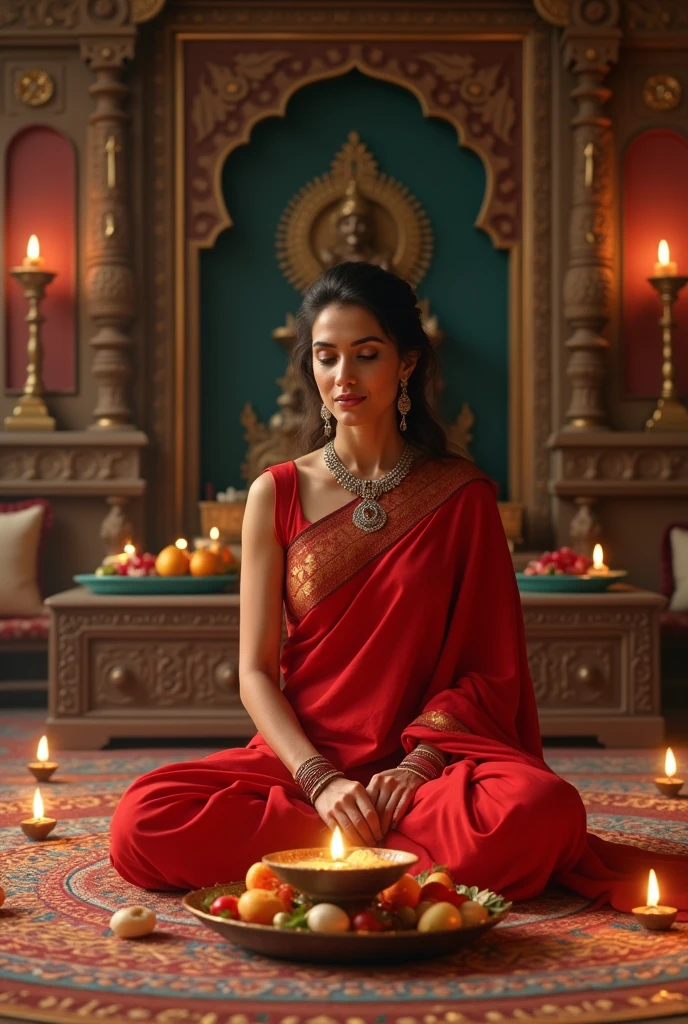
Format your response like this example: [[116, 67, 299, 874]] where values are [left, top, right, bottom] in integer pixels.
[[4, 126, 77, 392], [622, 128, 688, 398]]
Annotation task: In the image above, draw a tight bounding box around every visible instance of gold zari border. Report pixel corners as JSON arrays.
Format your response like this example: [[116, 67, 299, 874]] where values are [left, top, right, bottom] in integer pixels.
[[286, 458, 487, 621], [411, 710, 472, 734]]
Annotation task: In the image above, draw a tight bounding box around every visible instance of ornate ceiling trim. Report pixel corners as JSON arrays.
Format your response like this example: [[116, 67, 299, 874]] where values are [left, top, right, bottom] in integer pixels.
[[184, 41, 523, 252]]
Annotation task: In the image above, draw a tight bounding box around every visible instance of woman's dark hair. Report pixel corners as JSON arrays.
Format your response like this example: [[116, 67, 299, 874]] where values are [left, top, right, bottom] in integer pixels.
[[292, 261, 461, 461]]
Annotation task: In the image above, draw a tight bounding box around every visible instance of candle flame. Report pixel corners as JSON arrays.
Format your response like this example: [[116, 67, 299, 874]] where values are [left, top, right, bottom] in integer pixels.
[[175, 538, 188, 550], [209, 527, 220, 540], [26, 234, 40, 260], [330, 825, 345, 861], [665, 747, 677, 779], [123, 543, 135, 555], [33, 788, 44, 819], [36, 735, 49, 763], [658, 239, 671, 266], [593, 544, 604, 569], [647, 868, 660, 907]]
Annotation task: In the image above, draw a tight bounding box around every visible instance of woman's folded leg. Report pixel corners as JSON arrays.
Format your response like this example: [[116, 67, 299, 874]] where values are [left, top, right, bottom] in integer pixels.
[[109, 746, 329, 891], [385, 757, 588, 900]]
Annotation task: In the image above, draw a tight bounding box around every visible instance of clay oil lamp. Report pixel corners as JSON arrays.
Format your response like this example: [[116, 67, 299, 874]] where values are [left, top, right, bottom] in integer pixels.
[[262, 826, 418, 906], [632, 869, 678, 931], [20, 787, 57, 841], [654, 747, 684, 798], [27, 735, 58, 783]]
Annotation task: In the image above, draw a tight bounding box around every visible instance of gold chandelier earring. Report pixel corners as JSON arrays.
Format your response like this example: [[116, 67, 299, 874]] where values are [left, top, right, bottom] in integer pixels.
[[397, 377, 411, 432], [321, 402, 333, 437]]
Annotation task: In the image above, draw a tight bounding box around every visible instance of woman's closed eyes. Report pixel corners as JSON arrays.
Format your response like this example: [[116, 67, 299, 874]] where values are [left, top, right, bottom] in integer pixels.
[[316, 353, 379, 365]]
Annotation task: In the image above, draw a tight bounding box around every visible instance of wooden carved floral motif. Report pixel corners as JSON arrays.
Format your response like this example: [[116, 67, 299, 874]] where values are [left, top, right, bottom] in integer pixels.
[[185, 40, 522, 249]]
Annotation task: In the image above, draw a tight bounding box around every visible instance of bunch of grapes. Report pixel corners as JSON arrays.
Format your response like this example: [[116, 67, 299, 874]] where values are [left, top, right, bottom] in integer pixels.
[[524, 546, 592, 577]]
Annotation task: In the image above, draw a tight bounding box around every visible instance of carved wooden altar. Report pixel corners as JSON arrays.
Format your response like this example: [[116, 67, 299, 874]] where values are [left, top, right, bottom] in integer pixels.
[[2, 0, 688, 596]]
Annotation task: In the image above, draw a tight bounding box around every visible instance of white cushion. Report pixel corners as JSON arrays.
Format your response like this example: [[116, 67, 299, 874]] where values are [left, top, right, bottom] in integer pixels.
[[0, 504, 45, 616], [669, 526, 688, 612]]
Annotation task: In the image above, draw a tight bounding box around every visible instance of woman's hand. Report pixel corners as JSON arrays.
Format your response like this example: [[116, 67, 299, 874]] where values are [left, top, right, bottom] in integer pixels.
[[366, 768, 424, 838], [313, 777, 384, 847]]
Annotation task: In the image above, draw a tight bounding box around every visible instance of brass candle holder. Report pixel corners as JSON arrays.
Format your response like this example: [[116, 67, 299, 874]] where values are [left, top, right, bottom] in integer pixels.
[[645, 274, 688, 431], [5, 263, 56, 431], [262, 846, 418, 905]]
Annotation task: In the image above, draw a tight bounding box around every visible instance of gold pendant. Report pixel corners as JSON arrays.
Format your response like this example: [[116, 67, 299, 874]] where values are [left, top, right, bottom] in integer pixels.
[[352, 498, 387, 532]]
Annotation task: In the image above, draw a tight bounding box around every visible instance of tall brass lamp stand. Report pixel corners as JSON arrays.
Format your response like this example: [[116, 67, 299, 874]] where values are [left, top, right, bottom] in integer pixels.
[[646, 273, 688, 431], [5, 264, 56, 431]]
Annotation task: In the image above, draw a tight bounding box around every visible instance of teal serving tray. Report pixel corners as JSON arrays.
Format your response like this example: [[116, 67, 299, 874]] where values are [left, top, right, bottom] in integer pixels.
[[74, 573, 237, 596], [516, 571, 627, 594]]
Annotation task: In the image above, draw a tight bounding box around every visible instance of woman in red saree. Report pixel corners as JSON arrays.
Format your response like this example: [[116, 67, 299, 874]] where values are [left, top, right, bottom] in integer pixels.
[[110, 263, 687, 915]]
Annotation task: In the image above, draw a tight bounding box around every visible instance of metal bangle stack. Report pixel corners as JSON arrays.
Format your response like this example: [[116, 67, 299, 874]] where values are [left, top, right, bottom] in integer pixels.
[[294, 754, 344, 804], [398, 745, 446, 783]]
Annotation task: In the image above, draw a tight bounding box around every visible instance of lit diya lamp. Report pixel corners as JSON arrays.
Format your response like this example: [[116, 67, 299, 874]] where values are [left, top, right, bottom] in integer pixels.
[[262, 826, 418, 905], [27, 735, 58, 782], [20, 787, 57, 841], [632, 869, 678, 931], [655, 747, 684, 798]]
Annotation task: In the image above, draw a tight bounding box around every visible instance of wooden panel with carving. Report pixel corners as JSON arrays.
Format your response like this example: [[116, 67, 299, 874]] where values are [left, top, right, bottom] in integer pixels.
[[89, 638, 240, 711], [527, 639, 621, 710]]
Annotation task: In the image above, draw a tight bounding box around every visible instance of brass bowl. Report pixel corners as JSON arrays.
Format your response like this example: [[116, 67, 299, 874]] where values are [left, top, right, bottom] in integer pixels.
[[262, 847, 418, 903], [183, 882, 510, 964]]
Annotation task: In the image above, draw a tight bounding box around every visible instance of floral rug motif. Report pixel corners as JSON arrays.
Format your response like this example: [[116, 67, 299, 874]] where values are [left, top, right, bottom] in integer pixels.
[[1, 713, 687, 1024]]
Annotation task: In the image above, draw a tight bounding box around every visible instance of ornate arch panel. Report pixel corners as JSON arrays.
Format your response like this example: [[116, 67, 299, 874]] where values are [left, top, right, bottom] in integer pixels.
[[147, 3, 552, 544]]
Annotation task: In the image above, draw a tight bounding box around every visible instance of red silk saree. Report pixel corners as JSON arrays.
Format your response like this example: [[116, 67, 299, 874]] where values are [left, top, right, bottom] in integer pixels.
[[110, 456, 688, 914]]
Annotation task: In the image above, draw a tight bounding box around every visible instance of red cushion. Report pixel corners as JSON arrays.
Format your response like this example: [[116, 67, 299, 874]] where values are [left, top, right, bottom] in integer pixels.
[[660, 611, 688, 638], [0, 615, 49, 640], [0, 498, 53, 599]]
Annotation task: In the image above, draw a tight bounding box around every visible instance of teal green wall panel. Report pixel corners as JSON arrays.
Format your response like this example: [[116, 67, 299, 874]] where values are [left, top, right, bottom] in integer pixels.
[[200, 69, 509, 497]]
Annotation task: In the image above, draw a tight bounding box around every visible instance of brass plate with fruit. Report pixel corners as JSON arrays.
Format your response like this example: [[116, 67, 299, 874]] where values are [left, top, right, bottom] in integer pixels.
[[517, 546, 627, 593], [74, 574, 237, 596], [183, 862, 511, 964]]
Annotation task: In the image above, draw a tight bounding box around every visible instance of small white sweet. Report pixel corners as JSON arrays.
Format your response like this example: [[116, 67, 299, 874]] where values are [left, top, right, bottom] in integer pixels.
[[109, 905, 157, 938], [306, 903, 351, 933]]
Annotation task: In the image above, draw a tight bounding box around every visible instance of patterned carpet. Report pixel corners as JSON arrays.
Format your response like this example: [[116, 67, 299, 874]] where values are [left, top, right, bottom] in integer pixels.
[[1, 712, 687, 1024]]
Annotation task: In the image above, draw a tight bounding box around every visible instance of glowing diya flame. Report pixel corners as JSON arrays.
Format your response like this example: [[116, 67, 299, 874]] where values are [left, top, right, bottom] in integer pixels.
[[658, 239, 671, 266], [123, 543, 135, 556], [33, 788, 45, 820], [27, 235, 40, 261], [593, 544, 604, 570], [330, 825, 345, 861], [175, 538, 188, 550], [665, 747, 677, 779], [647, 869, 660, 908], [36, 735, 49, 763], [209, 527, 220, 541]]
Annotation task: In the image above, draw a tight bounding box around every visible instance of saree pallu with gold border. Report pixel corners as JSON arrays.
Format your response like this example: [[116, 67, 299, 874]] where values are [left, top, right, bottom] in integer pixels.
[[246, 457, 688, 914]]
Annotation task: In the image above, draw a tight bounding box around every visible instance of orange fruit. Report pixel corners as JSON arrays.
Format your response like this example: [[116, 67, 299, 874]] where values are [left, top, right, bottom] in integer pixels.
[[378, 873, 422, 909], [245, 862, 280, 891], [155, 545, 190, 576], [237, 888, 284, 925], [189, 548, 222, 577], [425, 871, 454, 890], [213, 543, 239, 572]]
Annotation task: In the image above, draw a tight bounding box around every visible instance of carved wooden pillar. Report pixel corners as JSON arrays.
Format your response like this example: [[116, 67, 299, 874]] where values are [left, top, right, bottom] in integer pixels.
[[561, 0, 620, 429], [81, 37, 136, 430]]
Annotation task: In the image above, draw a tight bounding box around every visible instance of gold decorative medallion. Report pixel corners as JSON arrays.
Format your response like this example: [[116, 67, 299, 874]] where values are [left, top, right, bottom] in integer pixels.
[[14, 69, 55, 107], [643, 74, 682, 111], [132, 0, 167, 23], [276, 131, 433, 292]]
